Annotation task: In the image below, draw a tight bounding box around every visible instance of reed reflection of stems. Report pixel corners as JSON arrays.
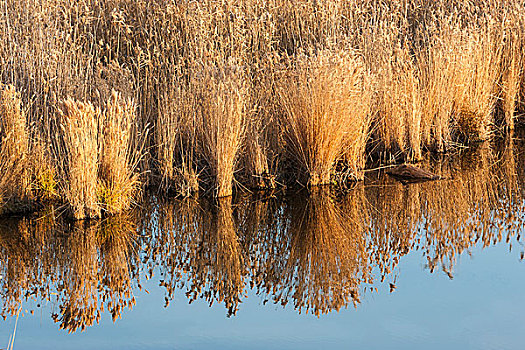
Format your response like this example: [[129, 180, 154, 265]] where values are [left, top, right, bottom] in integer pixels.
[[0, 218, 36, 317], [367, 140, 524, 277], [0, 211, 138, 333], [135, 144, 525, 316], [58, 216, 138, 332], [275, 189, 369, 316], [155, 198, 245, 315], [152, 198, 204, 301], [98, 214, 138, 321], [59, 221, 100, 332], [235, 195, 288, 294], [1, 139, 525, 330]]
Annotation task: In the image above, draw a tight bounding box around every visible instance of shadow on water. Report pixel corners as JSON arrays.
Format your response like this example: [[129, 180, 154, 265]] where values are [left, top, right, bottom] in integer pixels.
[[1, 133, 525, 333]]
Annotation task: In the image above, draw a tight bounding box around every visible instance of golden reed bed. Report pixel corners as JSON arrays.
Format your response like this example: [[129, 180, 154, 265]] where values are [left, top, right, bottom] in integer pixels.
[[0, 0, 524, 217]]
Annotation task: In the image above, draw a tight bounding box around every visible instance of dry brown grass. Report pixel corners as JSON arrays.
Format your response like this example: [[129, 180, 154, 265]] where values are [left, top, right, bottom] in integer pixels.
[[55, 91, 146, 219], [0, 85, 32, 214], [0, 0, 525, 201], [156, 84, 199, 197], [363, 28, 423, 161], [241, 83, 281, 190], [417, 30, 459, 153], [194, 64, 249, 198], [57, 99, 101, 219], [99, 90, 146, 215], [277, 49, 372, 186], [453, 29, 501, 142]]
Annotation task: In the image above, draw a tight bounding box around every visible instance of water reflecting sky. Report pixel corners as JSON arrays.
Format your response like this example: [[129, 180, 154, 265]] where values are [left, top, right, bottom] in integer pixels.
[[1, 134, 525, 349]]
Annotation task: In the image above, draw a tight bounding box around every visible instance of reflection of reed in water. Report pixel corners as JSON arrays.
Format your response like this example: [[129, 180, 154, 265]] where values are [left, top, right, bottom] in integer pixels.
[[59, 221, 100, 332], [1, 138, 525, 329], [155, 198, 245, 315], [59, 216, 138, 332], [422, 141, 524, 271], [364, 178, 418, 281], [0, 211, 65, 318], [268, 189, 369, 316], [490, 133, 525, 252], [234, 195, 289, 295], [0, 218, 39, 317], [198, 199, 245, 315], [0, 212, 138, 333], [156, 195, 364, 316], [367, 138, 525, 277]]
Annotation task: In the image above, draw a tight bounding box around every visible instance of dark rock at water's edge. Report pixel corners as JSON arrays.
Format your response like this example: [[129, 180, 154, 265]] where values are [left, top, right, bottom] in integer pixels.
[[386, 164, 442, 183]]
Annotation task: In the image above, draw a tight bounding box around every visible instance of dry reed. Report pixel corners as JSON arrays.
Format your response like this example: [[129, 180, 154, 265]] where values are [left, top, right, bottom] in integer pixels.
[[0, 0, 525, 201], [277, 49, 372, 186], [156, 85, 199, 197], [364, 29, 423, 161], [453, 29, 501, 142], [0, 85, 32, 214], [57, 99, 101, 219], [194, 65, 249, 197], [99, 90, 146, 214]]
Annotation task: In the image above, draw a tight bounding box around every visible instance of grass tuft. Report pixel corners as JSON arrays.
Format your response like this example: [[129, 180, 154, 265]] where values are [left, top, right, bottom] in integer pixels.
[[0, 85, 32, 214], [277, 49, 371, 186], [57, 99, 101, 219]]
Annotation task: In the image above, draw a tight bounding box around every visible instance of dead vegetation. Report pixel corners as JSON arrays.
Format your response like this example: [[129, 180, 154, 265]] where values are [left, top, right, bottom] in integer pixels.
[[277, 50, 372, 186], [0, 0, 525, 215], [0, 85, 32, 214]]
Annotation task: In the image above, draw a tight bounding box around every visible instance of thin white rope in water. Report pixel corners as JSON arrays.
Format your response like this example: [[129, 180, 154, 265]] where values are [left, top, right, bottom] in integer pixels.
[[7, 306, 21, 350]]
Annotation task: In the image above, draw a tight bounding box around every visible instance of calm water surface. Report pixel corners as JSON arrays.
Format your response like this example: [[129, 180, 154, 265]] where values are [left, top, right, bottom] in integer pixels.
[[1, 136, 525, 349]]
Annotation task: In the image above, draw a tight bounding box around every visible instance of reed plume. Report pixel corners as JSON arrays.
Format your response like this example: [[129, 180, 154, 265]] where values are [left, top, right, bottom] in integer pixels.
[[57, 99, 101, 219]]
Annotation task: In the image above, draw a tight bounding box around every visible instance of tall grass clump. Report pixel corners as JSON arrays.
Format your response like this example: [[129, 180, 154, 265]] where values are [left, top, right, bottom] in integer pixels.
[[453, 29, 501, 142], [417, 30, 459, 153], [57, 99, 101, 220], [241, 77, 281, 190], [0, 85, 32, 214], [99, 90, 147, 215], [194, 64, 249, 198], [156, 84, 199, 197], [277, 49, 372, 186], [243, 122, 278, 190], [416, 27, 490, 152], [364, 30, 423, 161]]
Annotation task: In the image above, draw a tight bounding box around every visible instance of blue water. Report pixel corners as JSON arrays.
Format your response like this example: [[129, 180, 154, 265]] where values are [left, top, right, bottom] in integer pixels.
[[1, 241, 523, 350]]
